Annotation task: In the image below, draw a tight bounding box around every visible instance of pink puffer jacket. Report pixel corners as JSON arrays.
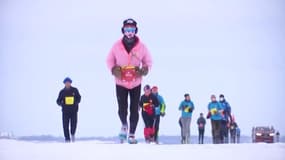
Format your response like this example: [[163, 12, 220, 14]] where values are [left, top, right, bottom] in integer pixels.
[[106, 38, 152, 89]]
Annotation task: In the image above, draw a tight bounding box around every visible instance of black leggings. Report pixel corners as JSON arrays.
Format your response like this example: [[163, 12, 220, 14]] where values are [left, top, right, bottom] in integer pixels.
[[211, 119, 222, 144], [116, 84, 141, 134], [142, 111, 155, 128], [198, 129, 205, 144], [221, 120, 229, 143], [154, 115, 160, 141], [62, 111, 77, 141]]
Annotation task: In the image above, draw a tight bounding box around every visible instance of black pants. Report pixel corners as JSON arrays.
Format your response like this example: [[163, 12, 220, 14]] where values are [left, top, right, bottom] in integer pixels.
[[230, 130, 236, 143], [154, 115, 160, 141], [221, 120, 229, 143], [62, 111, 77, 141], [116, 85, 141, 134], [142, 111, 154, 128], [198, 128, 205, 144], [211, 119, 222, 144]]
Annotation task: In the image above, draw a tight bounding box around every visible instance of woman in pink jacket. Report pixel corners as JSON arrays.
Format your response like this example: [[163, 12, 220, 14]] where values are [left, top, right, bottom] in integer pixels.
[[106, 18, 152, 144]]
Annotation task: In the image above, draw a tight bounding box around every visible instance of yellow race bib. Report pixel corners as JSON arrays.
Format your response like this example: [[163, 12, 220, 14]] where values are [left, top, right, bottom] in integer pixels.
[[210, 108, 218, 115], [184, 107, 190, 113], [65, 96, 74, 105], [143, 103, 151, 109]]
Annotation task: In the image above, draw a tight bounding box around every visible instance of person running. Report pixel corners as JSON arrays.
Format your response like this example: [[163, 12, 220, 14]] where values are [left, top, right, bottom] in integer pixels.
[[236, 126, 241, 143], [56, 77, 81, 142], [179, 93, 195, 144], [207, 95, 223, 144], [229, 120, 238, 143], [139, 85, 159, 143], [106, 18, 152, 144], [276, 131, 280, 143], [151, 86, 166, 144], [219, 94, 232, 143], [197, 113, 206, 144]]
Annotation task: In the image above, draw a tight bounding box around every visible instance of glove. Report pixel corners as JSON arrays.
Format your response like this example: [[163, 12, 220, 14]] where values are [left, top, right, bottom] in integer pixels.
[[140, 66, 149, 76], [112, 66, 121, 79], [135, 66, 149, 77], [160, 112, 165, 117], [206, 112, 211, 119]]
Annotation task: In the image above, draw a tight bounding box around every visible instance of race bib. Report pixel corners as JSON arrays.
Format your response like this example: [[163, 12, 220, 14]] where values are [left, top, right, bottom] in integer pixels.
[[210, 108, 218, 115], [65, 96, 74, 105], [143, 103, 153, 115], [143, 103, 151, 109], [199, 123, 204, 128], [121, 66, 136, 82], [184, 107, 190, 113]]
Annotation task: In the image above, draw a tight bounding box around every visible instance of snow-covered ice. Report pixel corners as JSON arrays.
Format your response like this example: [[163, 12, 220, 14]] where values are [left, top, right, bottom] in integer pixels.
[[0, 139, 284, 160]]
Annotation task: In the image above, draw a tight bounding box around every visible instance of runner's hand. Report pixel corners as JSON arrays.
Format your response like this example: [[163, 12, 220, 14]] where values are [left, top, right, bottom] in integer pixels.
[[112, 66, 121, 79], [135, 66, 149, 77]]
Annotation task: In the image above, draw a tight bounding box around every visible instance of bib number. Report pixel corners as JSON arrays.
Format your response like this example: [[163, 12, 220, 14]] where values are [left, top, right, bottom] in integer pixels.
[[143, 103, 153, 115], [65, 96, 74, 105], [184, 107, 190, 113], [210, 108, 218, 115], [121, 66, 136, 82]]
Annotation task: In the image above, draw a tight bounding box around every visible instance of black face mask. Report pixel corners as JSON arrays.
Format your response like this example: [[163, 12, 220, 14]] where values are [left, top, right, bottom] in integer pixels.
[[122, 36, 138, 53], [123, 36, 135, 43]]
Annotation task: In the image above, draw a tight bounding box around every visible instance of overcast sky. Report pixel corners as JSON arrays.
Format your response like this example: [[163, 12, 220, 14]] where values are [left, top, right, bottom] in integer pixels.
[[1, 0, 284, 138]]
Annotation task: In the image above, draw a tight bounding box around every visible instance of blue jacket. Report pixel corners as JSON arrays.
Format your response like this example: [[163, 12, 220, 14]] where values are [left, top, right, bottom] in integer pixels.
[[208, 101, 223, 120], [179, 100, 194, 118], [153, 93, 166, 116], [219, 100, 231, 122]]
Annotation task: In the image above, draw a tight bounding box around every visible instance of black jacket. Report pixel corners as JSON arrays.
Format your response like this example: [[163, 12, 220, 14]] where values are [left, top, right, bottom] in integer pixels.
[[197, 117, 206, 129], [139, 93, 159, 114], [56, 86, 81, 112], [230, 122, 238, 132]]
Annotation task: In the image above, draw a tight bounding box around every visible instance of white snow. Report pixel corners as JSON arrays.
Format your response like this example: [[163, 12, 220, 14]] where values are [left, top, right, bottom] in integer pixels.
[[0, 139, 284, 160]]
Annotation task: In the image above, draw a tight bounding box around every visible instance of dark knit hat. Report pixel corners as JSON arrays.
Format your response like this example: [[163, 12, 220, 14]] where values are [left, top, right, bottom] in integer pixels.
[[122, 18, 138, 34], [63, 77, 72, 84], [184, 93, 190, 97], [123, 18, 137, 27], [144, 84, 151, 91]]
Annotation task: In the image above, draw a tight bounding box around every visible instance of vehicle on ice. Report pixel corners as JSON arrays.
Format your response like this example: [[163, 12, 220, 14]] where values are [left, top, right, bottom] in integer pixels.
[[252, 126, 275, 143]]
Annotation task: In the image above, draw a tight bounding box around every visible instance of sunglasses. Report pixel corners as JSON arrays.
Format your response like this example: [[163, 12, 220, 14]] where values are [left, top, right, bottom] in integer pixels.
[[123, 27, 136, 33]]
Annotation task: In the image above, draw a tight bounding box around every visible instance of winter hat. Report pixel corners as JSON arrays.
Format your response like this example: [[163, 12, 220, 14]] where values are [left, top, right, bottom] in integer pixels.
[[121, 18, 138, 34], [219, 94, 225, 98], [184, 93, 190, 97], [123, 18, 137, 27], [144, 84, 151, 91], [152, 86, 158, 90], [63, 77, 72, 84]]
